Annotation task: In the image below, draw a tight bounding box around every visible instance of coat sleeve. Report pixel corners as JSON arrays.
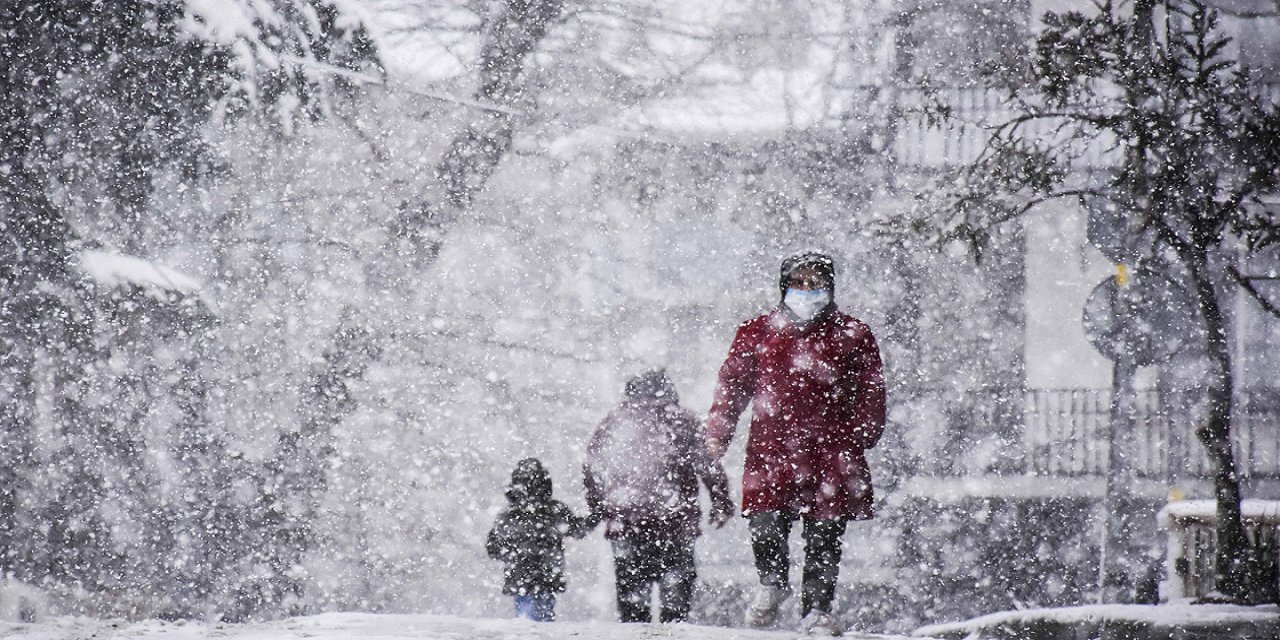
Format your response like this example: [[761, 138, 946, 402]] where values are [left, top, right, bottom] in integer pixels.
[[846, 325, 886, 450], [556, 501, 595, 539], [706, 320, 760, 444], [486, 512, 510, 560]]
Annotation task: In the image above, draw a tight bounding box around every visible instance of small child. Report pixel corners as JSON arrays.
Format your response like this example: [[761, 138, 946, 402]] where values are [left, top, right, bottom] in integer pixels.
[[486, 457, 595, 621]]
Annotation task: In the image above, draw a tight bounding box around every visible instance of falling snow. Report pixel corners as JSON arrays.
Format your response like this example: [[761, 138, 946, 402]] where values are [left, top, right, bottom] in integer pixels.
[[2, 1, 1279, 639]]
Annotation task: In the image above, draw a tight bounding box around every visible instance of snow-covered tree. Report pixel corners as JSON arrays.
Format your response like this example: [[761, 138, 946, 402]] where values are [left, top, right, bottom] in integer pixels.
[[1, 0, 383, 619], [0, 0, 226, 607], [928, 0, 1280, 603]]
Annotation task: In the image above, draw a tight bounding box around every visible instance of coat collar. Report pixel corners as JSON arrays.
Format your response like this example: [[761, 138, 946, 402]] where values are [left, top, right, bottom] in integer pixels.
[[769, 303, 838, 333]]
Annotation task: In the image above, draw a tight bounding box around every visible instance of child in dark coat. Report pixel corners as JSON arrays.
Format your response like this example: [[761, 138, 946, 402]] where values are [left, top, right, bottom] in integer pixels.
[[486, 458, 595, 621]]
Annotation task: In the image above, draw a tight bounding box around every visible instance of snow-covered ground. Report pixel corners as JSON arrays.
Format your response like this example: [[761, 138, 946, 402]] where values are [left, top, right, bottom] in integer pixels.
[[5, 606, 1278, 640], [0, 613, 924, 640], [914, 602, 1280, 640]]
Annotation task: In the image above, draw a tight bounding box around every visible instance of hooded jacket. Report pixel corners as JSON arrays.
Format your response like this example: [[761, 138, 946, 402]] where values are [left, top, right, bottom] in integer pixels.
[[486, 458, 592, 595], [707, 253, 886, 520], [584, 370, 733, 541]]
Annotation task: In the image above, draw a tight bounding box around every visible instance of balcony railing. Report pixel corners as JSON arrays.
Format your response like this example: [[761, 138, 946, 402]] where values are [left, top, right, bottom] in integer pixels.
[[888, 83, 1280, 169], [1022, 388, 1280, 479], [914, 387, 1280, 479]]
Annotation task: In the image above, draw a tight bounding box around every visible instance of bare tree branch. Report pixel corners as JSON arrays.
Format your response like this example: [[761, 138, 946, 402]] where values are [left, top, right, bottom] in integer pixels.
[[1228, 265, 1280, 319]]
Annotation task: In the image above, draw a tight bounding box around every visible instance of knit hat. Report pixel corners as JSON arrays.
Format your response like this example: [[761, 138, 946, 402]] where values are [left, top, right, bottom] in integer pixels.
[[779, 251, 836, 297], [624, 368, 679, 405]]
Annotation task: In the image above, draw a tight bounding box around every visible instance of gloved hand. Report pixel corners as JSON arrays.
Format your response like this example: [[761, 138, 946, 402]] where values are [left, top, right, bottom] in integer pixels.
[[705, 436, 727, 460], [708, 498, 735, 529]]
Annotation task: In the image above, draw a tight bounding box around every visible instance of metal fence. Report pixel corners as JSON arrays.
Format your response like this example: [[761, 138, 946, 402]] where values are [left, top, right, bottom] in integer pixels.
[[890, 83, 1280, 169], [1021, 388, 1280, 479]]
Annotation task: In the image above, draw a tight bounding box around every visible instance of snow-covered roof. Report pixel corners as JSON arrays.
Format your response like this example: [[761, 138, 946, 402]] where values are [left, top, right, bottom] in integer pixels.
[[77, 250, 204, 298], [1158, 499, 1280, 527]]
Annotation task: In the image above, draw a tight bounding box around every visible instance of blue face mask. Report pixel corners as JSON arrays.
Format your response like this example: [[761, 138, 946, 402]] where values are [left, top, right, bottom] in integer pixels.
[[784, 288, 830, 321]]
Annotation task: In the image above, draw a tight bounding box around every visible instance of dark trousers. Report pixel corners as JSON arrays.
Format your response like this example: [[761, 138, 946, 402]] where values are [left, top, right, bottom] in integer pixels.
[[748, 510, 847, 616], [611, 533, 696, 623]]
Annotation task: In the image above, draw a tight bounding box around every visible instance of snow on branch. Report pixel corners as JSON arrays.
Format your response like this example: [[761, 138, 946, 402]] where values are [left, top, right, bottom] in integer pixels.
[[77, 250, 204, 299]]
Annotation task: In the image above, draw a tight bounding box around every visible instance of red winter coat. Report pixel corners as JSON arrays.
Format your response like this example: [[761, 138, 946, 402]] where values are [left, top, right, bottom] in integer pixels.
[[707, 305, 886, 520]]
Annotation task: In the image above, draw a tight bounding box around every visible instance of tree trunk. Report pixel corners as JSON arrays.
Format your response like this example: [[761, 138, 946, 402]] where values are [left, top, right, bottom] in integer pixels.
[[245, 325, 378, 619], [397, 0, 567, 252], [0, 344, 35, 578], [1, 0, 79, 581], [1188, 259, 1251, 600]]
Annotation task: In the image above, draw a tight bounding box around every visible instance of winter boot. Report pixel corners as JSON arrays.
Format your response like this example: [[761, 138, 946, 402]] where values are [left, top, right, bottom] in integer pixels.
[[799, 610, 842, 636], [744, 584, 791, 628]]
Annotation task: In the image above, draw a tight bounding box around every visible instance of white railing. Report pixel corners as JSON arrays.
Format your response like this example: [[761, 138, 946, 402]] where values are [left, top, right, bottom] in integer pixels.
[[1021, 387, 1280, 479], [910, 387, 1280, 479], [887, 83, 1280, 169]]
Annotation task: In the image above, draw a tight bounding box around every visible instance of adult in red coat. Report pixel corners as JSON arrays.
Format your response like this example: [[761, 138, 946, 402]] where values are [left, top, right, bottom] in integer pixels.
[[705, 251, 885, 636]]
